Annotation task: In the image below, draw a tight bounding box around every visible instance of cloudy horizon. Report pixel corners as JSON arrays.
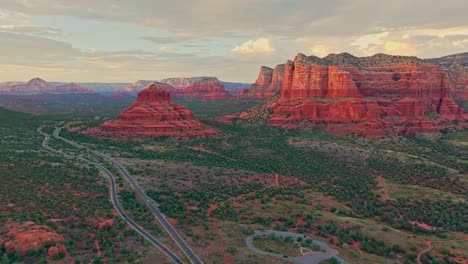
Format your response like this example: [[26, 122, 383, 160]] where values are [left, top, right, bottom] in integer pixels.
[[0, 0, 467, 83]]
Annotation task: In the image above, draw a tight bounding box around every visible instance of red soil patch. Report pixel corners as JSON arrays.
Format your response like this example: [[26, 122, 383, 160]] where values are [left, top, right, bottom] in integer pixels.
[[417, 240, 432, 264], [202, 249, 212, 255], [207, 204, 218, 216], [0, 221, 65, 256], [349, 241, 361, 251], [96, 218, 115, 230], [94, 239, 102, 257], [331, 235, 339, 245], [409, 221, 435, 231]]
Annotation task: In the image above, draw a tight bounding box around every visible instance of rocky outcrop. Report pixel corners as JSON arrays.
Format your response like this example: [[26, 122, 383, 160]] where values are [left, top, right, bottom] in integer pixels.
[[254, 53, 466, 136], [247, 64, 285, 99], [47, 245, 67, 257], [181, 77, 230, 100], [0, 78, 92, 95], [228, 87, 249, 98], [426, 53, 468, 104], [160, 77, 212, 88], [0, 221, 65, 256], [85, 84, 218, 138]]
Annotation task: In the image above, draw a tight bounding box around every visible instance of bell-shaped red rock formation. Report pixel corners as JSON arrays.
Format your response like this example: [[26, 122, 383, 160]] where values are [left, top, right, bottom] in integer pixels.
[[85, 84, 218, 138], [262, 53, 467, 136]]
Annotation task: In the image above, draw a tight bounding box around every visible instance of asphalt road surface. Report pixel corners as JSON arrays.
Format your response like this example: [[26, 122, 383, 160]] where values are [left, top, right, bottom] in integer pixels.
[[38, 127, 185, 264], [52, 126, 203, 264], [246, 230, 347, 264]]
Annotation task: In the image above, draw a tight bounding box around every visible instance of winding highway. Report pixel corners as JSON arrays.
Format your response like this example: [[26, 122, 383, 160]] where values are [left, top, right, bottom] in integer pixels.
[[38, 127, 185, 264], [52, 126, 204, 264]]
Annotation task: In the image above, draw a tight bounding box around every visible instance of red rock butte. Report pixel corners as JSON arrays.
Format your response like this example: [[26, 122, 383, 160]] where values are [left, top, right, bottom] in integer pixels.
[[85, 84, 218, 138], [249, 53, 467, 136]]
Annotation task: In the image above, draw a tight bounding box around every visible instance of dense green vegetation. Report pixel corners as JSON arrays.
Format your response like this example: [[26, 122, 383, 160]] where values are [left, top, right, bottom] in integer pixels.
[[2, 92, 466, 264], [316, 223, 405, 259], [64, 123, 467, 233], [0, 107, 149, 263]]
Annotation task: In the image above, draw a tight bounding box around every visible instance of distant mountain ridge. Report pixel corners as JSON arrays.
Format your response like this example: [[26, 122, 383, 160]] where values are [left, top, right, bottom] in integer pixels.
[[112, 77, 250, 99], [0, 78, 93, 95]]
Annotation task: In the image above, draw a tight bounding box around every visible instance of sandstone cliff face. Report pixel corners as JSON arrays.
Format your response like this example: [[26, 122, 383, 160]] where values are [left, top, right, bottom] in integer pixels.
[[85, 84, 218, 138], [248, 64, 285, 99], [426, 52, 468, 103], [261, 53, 467, 136]]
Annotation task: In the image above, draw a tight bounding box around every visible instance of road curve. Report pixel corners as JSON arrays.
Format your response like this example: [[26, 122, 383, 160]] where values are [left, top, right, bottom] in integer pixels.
[[52, 127, 204, 264], [246, 230, 347, 264], [38, 127, 185, 264]]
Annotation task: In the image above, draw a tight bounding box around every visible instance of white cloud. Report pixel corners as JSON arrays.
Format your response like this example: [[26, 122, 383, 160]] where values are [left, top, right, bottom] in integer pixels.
[[232, 38, 275, 55]]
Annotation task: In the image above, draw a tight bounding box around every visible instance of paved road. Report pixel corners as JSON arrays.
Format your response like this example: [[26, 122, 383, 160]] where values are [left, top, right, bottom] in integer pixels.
[[246, 230, 347, 264], [38, 127, 185, 264], [52, 127, 203, 264]]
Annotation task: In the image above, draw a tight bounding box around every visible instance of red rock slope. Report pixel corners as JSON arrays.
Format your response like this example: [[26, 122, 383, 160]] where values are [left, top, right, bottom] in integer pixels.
[[85, 84, 218, 138], [0, 221, 65, 256], [255, 53, 466, 136]]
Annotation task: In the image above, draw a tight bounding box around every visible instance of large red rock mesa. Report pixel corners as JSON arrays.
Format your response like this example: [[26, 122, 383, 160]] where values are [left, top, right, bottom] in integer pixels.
[[85, 84, 218, 138], [263, 53, 467, 136], [181, 77, 230, 100]]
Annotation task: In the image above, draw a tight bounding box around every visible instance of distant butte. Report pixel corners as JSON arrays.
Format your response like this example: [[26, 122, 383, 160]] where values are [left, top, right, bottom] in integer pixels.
[[85, 84, 218, 139]]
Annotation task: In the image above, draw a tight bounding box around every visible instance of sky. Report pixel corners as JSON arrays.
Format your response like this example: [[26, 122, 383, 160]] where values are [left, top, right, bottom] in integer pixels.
[[0, 0, 467, 83]]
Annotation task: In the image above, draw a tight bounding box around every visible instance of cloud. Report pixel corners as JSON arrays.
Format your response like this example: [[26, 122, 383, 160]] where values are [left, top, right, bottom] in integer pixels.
[[383, 41, 417, 55], [0, 1, 468, 82], [0, 8, 28, 23], [310, 44, 331, 57], [232, 38, 275, 55], [0, 25, 63, 36], [141, 34, 194, 44]]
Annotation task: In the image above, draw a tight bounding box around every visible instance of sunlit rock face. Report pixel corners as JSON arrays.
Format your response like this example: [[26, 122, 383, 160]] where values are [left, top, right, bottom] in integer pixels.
[[258, 53, 467, 136], [247, 64, 285, 99]]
